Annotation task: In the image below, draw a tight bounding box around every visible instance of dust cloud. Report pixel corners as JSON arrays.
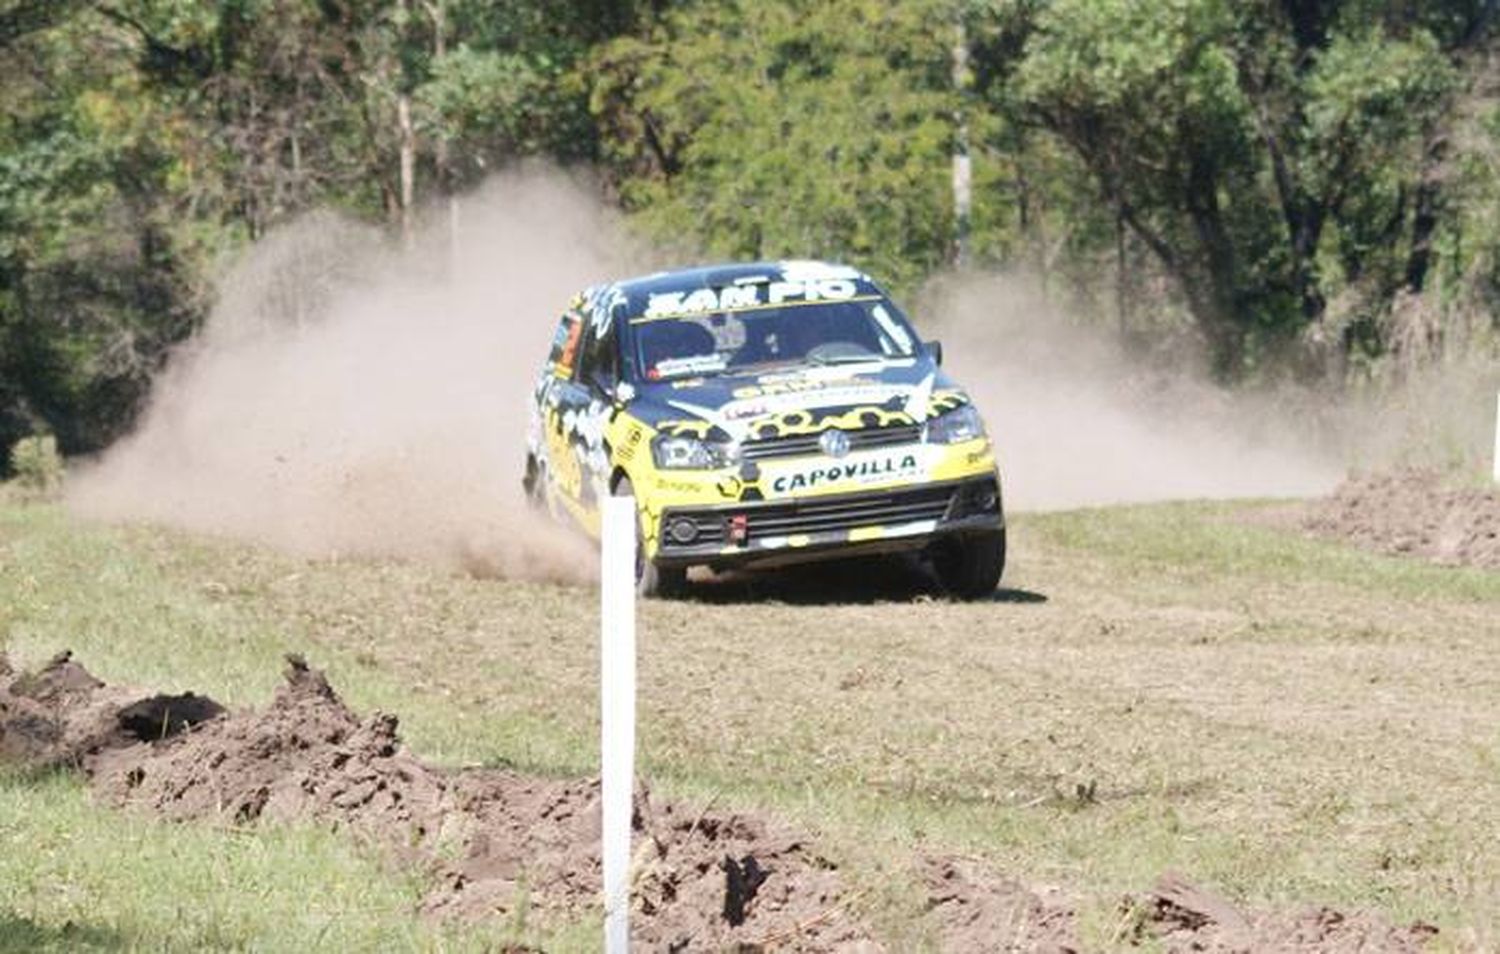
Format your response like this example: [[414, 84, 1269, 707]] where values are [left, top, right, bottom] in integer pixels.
[[68, 166, 625, 581], [915, 274, 1349, 510], [69, 175, 1491, 566]]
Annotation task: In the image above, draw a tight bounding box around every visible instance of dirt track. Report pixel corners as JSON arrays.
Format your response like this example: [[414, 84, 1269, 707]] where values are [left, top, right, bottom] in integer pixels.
[[1, 649, 1444, 952]]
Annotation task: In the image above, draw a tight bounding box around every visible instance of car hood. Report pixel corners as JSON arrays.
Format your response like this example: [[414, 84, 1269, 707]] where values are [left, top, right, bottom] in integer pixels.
[[627, 358, 970, 443]]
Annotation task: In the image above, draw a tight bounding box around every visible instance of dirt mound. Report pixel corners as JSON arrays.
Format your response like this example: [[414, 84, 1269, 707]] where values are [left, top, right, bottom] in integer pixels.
[[1302, 469, 1500, 568], [921, 855, 1078, 952], [91, 656, 447, 840], [7, 653, 872, 950], [0, 650, 224, 767], [431, 777, 867, 950], [1134, 874, 1438, 953]]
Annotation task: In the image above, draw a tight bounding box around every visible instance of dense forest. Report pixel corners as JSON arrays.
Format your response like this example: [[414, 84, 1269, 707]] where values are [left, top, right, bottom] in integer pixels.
[[3, 0, 1499, 467]]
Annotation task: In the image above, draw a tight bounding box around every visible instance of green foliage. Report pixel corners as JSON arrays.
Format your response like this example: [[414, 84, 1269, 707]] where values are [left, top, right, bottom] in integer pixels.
[[0, 0, 624, 469], [589, 0, 959, 293], [0, 11, 203, 467], [1009, 0, 1467, 375], [9, 434, 63, 496]]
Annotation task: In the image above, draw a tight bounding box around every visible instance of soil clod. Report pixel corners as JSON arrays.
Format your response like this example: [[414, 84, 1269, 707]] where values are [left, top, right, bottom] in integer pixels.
[[722, 853, 770, 926]]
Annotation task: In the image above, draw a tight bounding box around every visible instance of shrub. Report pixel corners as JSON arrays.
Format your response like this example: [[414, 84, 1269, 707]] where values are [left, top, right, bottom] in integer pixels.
[[10, 434, 64, 497]]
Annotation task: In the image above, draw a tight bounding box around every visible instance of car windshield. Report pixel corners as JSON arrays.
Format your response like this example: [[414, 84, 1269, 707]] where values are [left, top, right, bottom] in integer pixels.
[[630, 298, 919, 381]]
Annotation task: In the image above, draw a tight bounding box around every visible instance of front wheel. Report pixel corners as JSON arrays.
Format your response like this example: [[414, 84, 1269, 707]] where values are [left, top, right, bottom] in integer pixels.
[[614, 478, 687, 599], [931, 529, 1006, 600], [522, 455, 545, 509]]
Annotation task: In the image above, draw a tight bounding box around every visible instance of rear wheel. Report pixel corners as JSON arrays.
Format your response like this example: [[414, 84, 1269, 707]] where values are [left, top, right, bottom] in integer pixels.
[[614, 478, 688, 599], [932, 528, 1006, 600]]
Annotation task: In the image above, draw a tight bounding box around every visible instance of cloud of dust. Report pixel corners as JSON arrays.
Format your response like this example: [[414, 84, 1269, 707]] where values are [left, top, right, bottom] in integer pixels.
[[67, 166, 629, 581], [69, 181, 1495, 559], [914, 273, 1350, 510]]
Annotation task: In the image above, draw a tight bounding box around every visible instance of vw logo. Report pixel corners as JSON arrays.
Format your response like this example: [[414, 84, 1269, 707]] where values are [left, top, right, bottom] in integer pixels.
[[819, 428, 851, 458]]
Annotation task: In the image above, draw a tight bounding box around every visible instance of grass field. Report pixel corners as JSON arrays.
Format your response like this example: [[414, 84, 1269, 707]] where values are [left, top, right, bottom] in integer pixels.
[[2, 496, 1498, 951]]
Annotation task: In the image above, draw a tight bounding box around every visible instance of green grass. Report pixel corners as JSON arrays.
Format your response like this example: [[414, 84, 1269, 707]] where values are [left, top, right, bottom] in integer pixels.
[[0, 767, 525, 953], [3, 497, 1499, 950]]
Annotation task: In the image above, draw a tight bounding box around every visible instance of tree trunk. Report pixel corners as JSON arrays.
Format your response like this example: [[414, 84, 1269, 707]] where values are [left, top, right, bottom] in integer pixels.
[[393, 0, 416, 250], [1184, 153, 1246, 374], [1115, 204, 1128, 335], [951, 19, 971, 267], [425, 0, 458, 259], [397, 91, 415, 249], [1405, 136, 1447, 293]]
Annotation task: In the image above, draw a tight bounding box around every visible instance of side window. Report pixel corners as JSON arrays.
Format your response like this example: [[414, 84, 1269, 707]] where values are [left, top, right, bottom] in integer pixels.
[[549, 314, 582, 379], [576, 320, 619, 391]]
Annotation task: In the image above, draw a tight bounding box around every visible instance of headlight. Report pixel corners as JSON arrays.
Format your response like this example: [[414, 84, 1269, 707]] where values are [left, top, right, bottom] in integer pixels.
[[923, 404, 986, 444], [652, 434, 737, 469]]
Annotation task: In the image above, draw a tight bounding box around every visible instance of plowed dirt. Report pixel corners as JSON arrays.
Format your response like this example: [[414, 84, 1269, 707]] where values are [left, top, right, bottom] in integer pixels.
[[1, 651, 871, 950], [1133, 874, 1439, 953], [0, 652, 1440, 952], [1302, 469, 1500, 568], [920, 855, 1077, 952]]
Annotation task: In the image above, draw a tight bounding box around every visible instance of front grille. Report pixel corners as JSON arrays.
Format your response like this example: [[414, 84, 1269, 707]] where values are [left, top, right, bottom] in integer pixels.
[[739, 424, 922, 462], [659, 482, 958, 551]]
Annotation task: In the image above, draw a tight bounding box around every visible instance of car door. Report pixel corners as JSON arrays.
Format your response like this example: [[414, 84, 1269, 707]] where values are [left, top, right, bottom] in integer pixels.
[[533, 312, 583, 508], [554, 311, 620, 523]]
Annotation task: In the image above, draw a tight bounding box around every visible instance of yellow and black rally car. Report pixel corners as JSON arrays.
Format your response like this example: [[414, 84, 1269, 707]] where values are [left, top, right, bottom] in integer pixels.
[[524, 260, 1005, 597]]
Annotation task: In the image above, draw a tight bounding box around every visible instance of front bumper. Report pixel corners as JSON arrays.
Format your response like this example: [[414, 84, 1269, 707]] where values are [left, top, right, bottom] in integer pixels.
[[652, 474, 1003, 569]]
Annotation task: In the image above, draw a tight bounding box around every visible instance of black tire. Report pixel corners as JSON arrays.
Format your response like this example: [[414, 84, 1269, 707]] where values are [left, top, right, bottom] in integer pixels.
[[522, 456, 544, 509], [614, 478, 688, 599], [932, 528, 1006, 600]]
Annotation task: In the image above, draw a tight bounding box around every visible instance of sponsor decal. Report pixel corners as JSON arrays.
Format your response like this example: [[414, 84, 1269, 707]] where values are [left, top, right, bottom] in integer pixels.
[[615, 424, 645, 463], [769, 452, 920, 493], [642, 280, 862, 319], [723, 384, 907, 420], [926, 390, 968, 416], [903, 372, 935, 421], [657, 419, 714, 439], [777, 260, 864, 282], [657, 478, 706, 495], [654, 353, 727, 378], [871, 303, 914, 353], [732, 377, 856, 399], [587, 284, 628, 335], [723, 400, 771, 420]]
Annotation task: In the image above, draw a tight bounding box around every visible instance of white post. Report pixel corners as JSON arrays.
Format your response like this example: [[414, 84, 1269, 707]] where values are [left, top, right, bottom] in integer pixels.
[[600, 496, 637, 954], [1493, 391, 1500, 484]]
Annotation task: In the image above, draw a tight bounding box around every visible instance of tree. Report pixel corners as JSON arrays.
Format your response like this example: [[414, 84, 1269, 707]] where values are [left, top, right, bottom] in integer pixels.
[[1011, 0, 1462, 375], [588, 0, 960, 293], [1, 8, 199, 459]]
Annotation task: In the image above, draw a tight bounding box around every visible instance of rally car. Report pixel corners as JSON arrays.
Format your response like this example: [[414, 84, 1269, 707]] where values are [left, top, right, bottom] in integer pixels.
[[524, 260, 1005, 598]]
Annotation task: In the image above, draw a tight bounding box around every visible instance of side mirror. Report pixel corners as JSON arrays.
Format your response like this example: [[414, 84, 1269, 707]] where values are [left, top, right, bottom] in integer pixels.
[[924, 339, 944, 366]]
